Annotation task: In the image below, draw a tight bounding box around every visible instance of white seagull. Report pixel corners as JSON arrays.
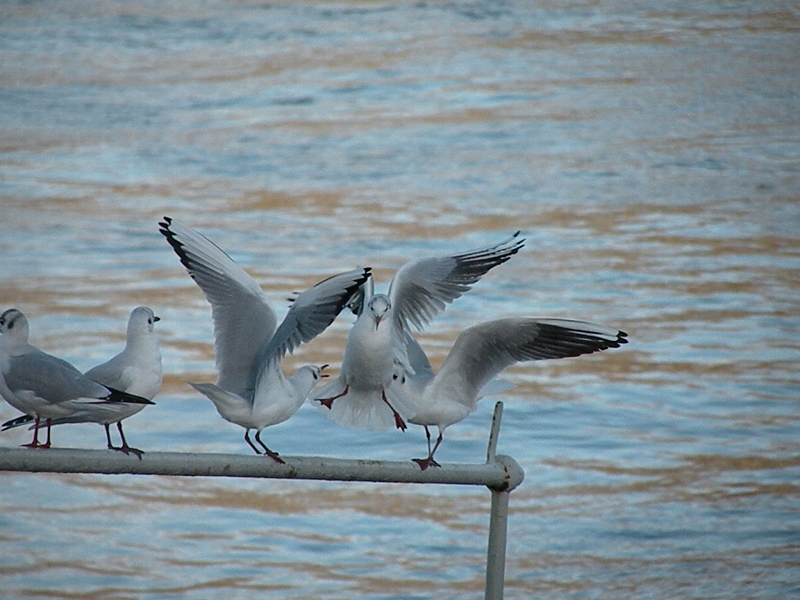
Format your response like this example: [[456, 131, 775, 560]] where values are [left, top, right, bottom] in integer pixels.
[[397, 318, 629, 469], [3, 306, 163, 458], [0, 308, 155, 449], [310, 232, 525, 431], [159, 217, 371, 462]]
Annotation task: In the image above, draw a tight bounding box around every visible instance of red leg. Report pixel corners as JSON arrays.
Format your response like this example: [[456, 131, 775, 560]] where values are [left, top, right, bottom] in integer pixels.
[[115, 422, 143, 459], [244, 429, 262, 454], [381, 390, 407, 431], [22, 414, 41, 448], [317, 385, 349, 409], [412, 430, 443, 471], [104, 424, 115, 449], [255, 430, 285, 464], [40, 418, 52, 449]]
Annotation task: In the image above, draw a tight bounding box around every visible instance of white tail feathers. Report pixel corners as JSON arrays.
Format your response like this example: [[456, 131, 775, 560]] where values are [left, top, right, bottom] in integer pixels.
[[312, 380, 419, 431]]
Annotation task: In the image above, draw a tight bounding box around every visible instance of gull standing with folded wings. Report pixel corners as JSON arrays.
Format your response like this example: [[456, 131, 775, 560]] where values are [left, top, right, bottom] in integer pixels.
[[159, 217, 371, 462], [310, 232, 525, 431], [2, 306, 162, 458], [0, 308, 154, 449], [398, 318, 629, 469]]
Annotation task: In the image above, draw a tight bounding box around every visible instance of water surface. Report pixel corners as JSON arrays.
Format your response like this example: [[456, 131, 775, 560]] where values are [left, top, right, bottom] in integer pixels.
[[1, 1, 799, 598]]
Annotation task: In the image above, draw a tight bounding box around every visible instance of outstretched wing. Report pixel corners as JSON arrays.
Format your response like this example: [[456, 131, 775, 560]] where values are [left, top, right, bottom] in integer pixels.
[[388, 231, 524, 333], [256, 267, 372, 369], [159, 217, 278, 397], [436, 318, 628, 407]]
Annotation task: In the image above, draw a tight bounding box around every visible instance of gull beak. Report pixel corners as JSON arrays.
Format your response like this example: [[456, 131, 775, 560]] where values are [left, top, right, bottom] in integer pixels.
[[320, 363, 330, 378]]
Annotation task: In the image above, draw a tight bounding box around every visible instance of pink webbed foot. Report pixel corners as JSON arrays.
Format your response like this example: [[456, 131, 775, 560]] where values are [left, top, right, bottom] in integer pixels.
[[412, 456, 442, 471], [255, 430, 286, 465], [317, 385, 349, 410], [23, 417, 51, 449], [380, 391, 407, 431]]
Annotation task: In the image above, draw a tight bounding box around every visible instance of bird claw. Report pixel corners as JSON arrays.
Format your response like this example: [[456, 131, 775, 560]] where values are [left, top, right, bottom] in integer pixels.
[[111, 445, 144, 460], [264, 450, 285, 465], [316, 384, 350, 410], [317, 398, 335, 410], [412, 457, 441, 471], [393, 412, 407, 431], [22, 441, 50, 449]]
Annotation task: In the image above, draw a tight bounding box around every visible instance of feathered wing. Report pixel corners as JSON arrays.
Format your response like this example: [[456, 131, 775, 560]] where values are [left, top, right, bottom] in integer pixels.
[[5, 352, 153, 407], [345, 272, 374, 317], [388, 231, 525, 333], [433, 318, 628, 409], [256, 267, 372, 368], [159, 217, 278, 398], [402, 331, 435, 391], [6, 352, 114, 405], [84, 354, 132, 394]]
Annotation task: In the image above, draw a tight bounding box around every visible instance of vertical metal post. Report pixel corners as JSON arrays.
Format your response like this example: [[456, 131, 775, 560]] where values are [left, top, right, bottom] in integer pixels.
[[485, 488, 511, 600], [485, 401, 509, 600]]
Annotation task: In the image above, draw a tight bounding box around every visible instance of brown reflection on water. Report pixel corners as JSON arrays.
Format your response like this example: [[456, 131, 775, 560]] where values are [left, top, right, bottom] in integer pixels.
[[521, 454, 800, 506], [71, 475, 489, 531]]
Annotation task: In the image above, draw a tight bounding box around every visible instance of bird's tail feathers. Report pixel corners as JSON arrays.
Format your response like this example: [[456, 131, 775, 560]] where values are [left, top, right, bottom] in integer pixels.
[[102, 387, 156, 405], [187, 381, 247, 414], [1, 414, 34, 431], [313, 383, 419, 431]]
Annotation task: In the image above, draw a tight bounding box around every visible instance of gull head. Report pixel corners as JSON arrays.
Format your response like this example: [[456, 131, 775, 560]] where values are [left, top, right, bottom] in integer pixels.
[[294, 363, 329, 397], [368, 294, 391, 330], [0, 308, 29, 341], [310, 363, 330, 380], [129, 306, 161, 335]]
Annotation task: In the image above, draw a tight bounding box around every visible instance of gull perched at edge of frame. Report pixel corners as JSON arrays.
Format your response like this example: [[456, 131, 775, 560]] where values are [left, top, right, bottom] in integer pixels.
[[159, 217, 371, 463], [2, 306, 163, 458], [310, 231, 526, 432], [0, 308, 155, 449], [397, 318, 629, 470]]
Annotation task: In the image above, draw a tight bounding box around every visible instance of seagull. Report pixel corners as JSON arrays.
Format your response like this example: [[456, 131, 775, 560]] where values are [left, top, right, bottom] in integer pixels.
[[3, 307, 163, 458], [310, 232, 525, 431], [159, 217, 371, 462], [0, 308, 155, 449], [396, 318, 629, 470]]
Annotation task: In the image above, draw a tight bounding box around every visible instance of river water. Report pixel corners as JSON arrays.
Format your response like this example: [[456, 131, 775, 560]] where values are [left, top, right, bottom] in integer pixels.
[[1, 1, 798, 598]]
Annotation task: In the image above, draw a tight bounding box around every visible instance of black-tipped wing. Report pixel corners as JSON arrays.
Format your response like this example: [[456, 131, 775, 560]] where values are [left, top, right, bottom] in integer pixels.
[[437, 317, 628, 403], [5, 352, 110, 405], [256, 267, 372, 368], [1, 414, 34, 431], [159, 217, 278, 398], [388, 232, 524, 332], [4, 352, 155, 406]]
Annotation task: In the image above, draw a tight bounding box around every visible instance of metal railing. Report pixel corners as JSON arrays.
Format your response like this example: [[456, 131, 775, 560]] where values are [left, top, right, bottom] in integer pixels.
[[0, 402, 524, 600]]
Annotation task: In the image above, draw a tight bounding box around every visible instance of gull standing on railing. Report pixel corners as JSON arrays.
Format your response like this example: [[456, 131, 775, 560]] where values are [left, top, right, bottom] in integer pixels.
[[310, 232, 525, 431], [159, 217, 371, 463], [0, 308, 154, 449], [397, 318, 629, 469], [2, 306, 163, 458]]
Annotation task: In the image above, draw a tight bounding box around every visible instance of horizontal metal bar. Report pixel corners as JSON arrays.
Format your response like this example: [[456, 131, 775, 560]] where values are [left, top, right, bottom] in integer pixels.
[[0, 447, 524, 491]]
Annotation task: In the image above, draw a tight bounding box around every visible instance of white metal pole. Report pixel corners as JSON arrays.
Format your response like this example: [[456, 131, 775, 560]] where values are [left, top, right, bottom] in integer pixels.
[[0, 447, 523, 489], [485, 488, 511, 600]]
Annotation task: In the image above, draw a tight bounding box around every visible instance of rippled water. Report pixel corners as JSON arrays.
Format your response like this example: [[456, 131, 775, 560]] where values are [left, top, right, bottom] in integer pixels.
[[1, 1, 799, 598]]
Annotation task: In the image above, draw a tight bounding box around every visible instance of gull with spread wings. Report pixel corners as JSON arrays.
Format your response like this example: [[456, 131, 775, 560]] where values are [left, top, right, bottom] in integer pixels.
[[310, 232, 525, 431], [398, 318, 629, 469], [160, 217, 370, 462]]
